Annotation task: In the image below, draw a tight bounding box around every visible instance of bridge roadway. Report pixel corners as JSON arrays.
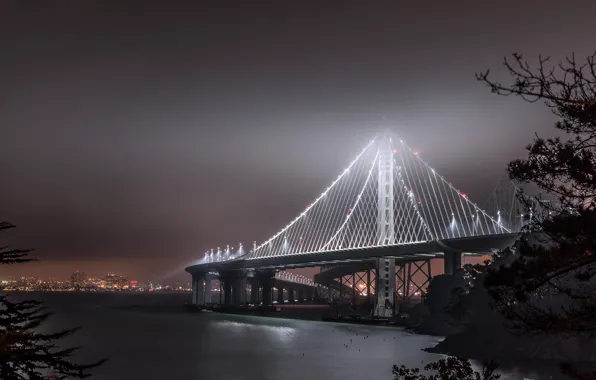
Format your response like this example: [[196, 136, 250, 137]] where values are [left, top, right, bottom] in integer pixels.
[[187, 233, 518, 272], [186, 233, 519, 311]]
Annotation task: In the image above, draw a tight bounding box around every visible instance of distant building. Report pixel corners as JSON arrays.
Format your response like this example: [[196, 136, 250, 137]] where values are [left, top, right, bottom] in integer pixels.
[[70, 271, 87, 289], [104, 274, 128, 289]]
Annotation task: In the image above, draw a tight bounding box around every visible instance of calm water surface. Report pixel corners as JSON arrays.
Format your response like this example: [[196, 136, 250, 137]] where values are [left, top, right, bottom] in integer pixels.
[[8, 292, 551, 380]]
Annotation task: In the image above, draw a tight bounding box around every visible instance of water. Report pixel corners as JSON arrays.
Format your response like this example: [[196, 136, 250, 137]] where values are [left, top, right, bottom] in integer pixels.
[[5, 292, 551, 379]]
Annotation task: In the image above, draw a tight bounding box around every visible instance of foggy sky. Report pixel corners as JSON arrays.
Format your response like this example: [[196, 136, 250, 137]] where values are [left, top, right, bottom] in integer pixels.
[[1, 1, 595, 281]]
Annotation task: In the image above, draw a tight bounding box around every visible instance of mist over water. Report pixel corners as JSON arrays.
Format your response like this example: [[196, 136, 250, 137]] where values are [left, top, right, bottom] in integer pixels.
[[7, 292, 556, 379]]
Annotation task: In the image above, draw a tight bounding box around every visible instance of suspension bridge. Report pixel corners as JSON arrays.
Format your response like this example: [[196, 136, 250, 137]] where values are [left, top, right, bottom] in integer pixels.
[[186, 133, 541, 317]]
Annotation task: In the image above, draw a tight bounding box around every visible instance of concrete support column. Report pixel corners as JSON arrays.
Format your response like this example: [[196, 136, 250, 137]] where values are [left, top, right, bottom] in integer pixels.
[[351, 273, 356, 305], [223, 279, 233, 305], [191, 272, 206, 305], [374, 258, 396, 317], [197, 277, 206, 306], [204, 274, 213, 304], [444, 251, 462, 275], [262, 282, 272, 306], [248, 279, 259, 304], [232, 275, 247, 305], [277, 285, 284, 304], [192, 276, 198, 305], [219, 281, 223, 304], [288, 288, 295, 303], [257, 272, 275, 306], [366, 270, 371, 308], [297, 288, 304, 302]]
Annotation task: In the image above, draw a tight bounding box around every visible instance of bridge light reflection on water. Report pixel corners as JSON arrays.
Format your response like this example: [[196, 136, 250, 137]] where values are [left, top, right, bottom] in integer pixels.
[[213, 320, 297, 344]]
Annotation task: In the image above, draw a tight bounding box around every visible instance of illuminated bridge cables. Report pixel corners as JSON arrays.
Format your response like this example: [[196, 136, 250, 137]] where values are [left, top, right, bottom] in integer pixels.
[[394, 145, 440, 240], [322, 149, 380, 251], [397, 139, 509, 238], [302, 142, 376, 253], [393, 163, 433, 244], [247, 137, 378, 260]]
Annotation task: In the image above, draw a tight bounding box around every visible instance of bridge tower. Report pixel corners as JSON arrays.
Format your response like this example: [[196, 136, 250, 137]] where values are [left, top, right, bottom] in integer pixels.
[[374, 134, 397, 317]]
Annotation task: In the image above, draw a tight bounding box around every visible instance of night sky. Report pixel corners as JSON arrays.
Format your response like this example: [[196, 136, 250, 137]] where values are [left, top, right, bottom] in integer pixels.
[[1, 1, 595, 282]]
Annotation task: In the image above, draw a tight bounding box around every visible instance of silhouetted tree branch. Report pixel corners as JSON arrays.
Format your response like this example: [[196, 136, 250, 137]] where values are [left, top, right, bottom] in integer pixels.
[[0, 221, 106, 379], [479, 52, 596, 378], [396, 51, 596, 379], [0, 221, 34, 265], [478, 53, 596, 336], [393, 357, 501, 380], [477, 52, 596, 211]]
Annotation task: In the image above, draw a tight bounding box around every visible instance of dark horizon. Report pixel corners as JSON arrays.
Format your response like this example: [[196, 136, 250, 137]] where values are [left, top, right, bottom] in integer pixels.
[[1, 1, 595, 280]]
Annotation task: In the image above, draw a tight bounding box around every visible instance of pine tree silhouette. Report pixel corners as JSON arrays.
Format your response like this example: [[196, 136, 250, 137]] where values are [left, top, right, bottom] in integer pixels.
[[0, 221, 106, 379]]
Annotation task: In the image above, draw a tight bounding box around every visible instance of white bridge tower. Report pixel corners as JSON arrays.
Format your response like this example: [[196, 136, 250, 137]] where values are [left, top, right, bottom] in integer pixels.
[[374, 134, 397, 317]]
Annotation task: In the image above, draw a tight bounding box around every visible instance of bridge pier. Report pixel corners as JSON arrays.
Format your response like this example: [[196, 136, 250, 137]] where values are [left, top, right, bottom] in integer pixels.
[[366, 269, 372, 310], [277, 285, 284, 304], [255, 271, 275, 306], [374, 258, 396, 317], [232, 274, 247, 305], [288, 288, 295, 303], [248, 278, 259, 304], [191, 272, 207, 305], [205, 274, 213, 304], [262, 282, 273, 306], [218, 270, 248, 306], [444, 252, 462, 275], [351, 273, 356, 305], [223, 279, 233, 305], [192, 275, 198, 304]]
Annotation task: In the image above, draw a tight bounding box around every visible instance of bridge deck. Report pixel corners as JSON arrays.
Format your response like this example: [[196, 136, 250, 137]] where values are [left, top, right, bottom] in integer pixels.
[[185, 233, 518, 274]]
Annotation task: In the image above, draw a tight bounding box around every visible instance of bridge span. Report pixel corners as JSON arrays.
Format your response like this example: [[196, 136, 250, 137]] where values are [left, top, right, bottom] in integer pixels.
[[186, 133, 533, 317]]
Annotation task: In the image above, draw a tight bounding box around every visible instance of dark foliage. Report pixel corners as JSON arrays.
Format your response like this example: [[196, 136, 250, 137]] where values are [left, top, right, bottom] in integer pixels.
[[484, 211, 596, 337], [477, 52, 596, 337], [396, 52, 596, 378], [1, 221, 106, 379], [479, 52, 596, 378], [393, 357, 500, 380], [0, 222, 34, 265], [477, 52, 596, 212], [441, 261, 490, 327]]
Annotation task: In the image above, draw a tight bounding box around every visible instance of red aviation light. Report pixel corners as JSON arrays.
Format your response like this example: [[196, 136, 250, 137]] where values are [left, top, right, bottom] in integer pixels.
[[461, 193, 467, 198]]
